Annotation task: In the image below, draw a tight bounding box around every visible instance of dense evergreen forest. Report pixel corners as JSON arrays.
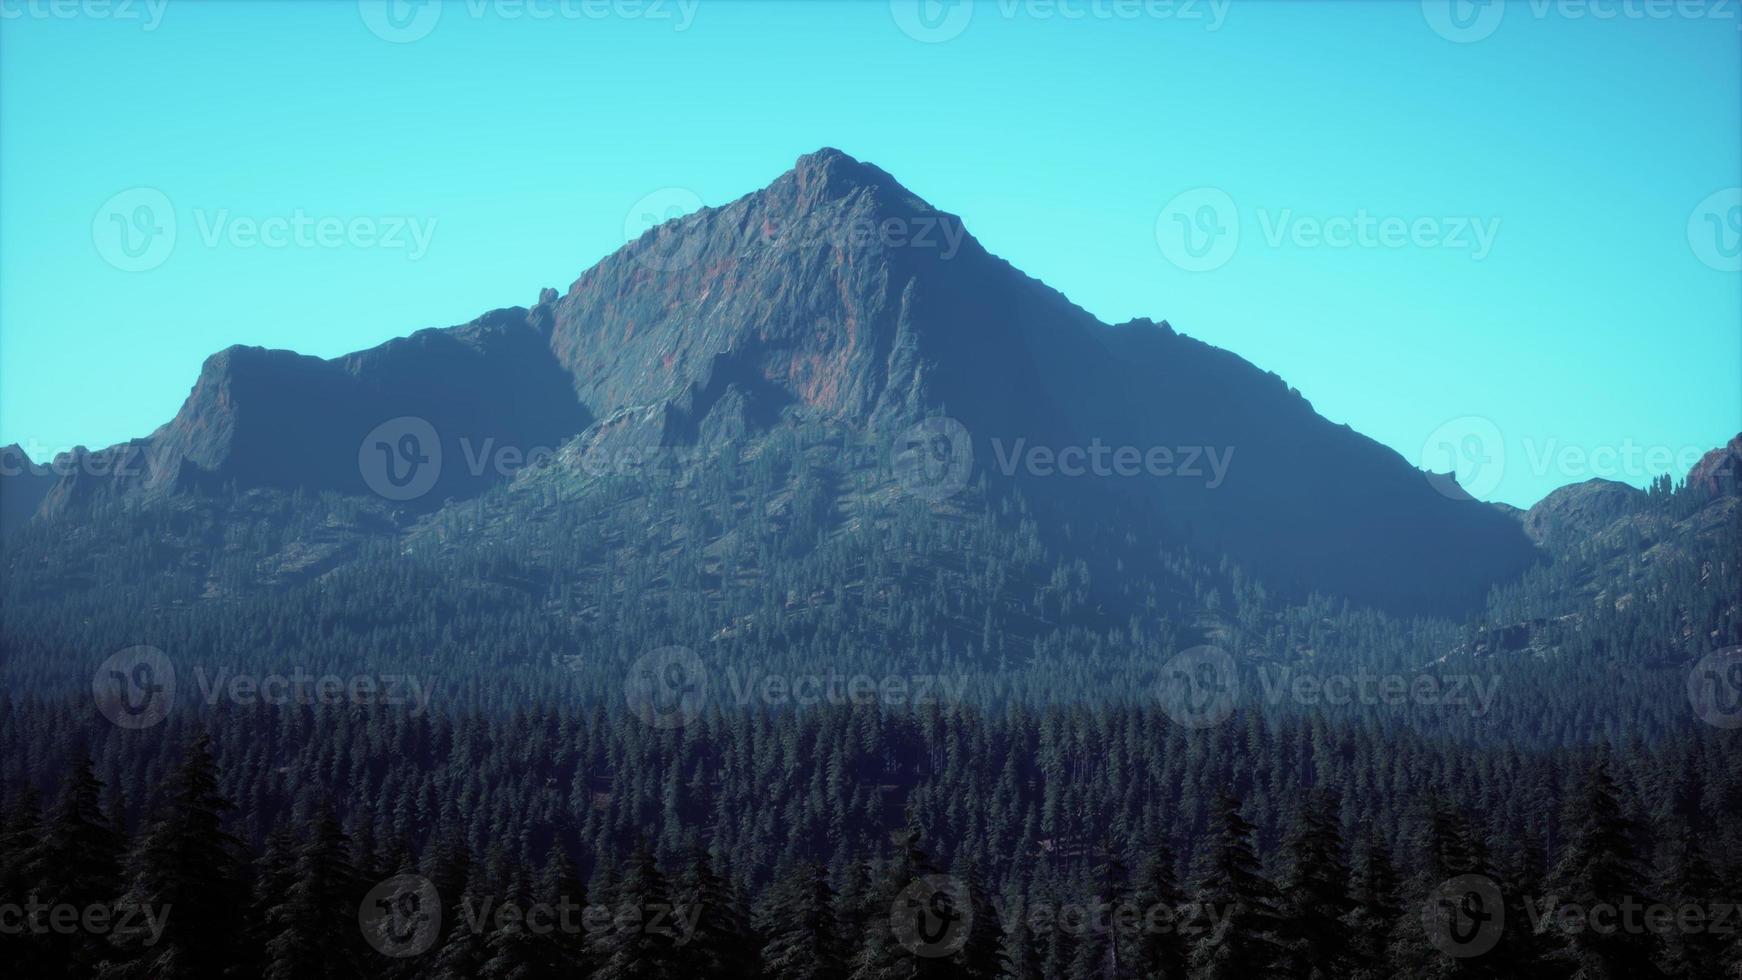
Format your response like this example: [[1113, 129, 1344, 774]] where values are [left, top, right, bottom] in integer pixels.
[[1, 703, 1739, 978], [2, 429, 1737, 977]]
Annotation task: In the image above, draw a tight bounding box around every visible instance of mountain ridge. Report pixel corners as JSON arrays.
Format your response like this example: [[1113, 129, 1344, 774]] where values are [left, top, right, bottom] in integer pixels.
[[23, 148, 1544, 612]]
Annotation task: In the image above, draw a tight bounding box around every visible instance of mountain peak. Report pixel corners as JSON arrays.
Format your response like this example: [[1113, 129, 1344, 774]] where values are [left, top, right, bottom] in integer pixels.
[[781, 147, 933, 216]]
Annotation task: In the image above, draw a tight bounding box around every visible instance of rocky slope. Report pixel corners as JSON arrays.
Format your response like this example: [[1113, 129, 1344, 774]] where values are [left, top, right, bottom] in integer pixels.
[[23, 149, 1541, 613]]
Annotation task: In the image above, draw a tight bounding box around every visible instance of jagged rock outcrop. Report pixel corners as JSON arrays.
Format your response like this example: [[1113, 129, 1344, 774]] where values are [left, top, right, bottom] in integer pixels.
[[27, 148, 1542, 613]]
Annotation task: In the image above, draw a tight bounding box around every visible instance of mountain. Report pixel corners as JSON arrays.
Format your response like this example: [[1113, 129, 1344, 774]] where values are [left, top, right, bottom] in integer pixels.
[[0, 444, 55, 535], [22, 148, 1537, 614], [1520, 478, 1648, 550], [1687, 434, 1741, 497]]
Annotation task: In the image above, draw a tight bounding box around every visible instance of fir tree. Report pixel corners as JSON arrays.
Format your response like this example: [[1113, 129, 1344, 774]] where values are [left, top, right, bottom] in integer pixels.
[[97, 732, 251, 980], [758, 861, 848, 980]]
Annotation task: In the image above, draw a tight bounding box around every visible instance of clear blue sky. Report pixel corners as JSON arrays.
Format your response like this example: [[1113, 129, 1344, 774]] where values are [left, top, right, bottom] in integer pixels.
[[2, 0, 1737, 507]]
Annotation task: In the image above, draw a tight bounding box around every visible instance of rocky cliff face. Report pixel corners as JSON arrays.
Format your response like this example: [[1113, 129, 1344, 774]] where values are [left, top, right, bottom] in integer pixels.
[[26, 148, 1545, 613], [1687, 435, 1741, 498], [0, 445, 55, 535], [1522, 479, 1649, 549]]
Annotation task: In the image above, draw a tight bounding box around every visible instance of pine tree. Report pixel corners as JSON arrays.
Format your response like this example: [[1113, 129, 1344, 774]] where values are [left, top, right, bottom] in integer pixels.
[[847, 829, 960, 980], [951, 856, 1005, 980], [1274, 794, 1352, 979], [97, 732, 252, 980], [757, 861, 848, 980], [674, 844, 758, 976], [589, 839, 684, 980], [1343, 829, 1399, 980], [1133, 838, 1188, 980], [1185, 792, 1281, 980], [428, 869, 491, 980], [23, 752, 125, 977], [1547, 758, 1661, 979], [1, 787, 49, 977], [478, 870, 543, 980], [1655, 820, 1721, 979], [262, 807, 367, 980], [533, 843, 589, 977]]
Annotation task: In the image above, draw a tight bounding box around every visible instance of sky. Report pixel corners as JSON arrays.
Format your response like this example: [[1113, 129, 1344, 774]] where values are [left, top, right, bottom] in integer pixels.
[[1, 0, 1738, 507]]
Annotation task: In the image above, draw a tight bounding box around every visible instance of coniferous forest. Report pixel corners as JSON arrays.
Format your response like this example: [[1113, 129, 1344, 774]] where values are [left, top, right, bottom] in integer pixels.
[[2, 23, 1739, 974], [2, 429, 1739, 977]]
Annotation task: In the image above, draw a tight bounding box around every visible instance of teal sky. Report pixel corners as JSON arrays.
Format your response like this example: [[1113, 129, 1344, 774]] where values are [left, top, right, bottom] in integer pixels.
[[2, 0, 1737, 507]]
